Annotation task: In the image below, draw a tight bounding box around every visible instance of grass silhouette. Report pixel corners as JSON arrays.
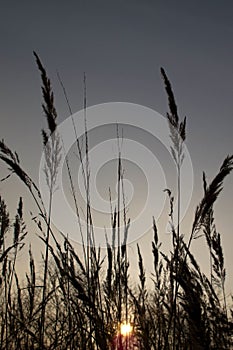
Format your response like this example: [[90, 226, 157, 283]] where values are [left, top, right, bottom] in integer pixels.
[[0, 54, 232, 349]]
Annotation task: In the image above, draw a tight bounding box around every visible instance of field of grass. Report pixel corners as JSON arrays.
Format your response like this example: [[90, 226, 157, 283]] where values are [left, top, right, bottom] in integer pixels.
[[0, 54, 233, 349]]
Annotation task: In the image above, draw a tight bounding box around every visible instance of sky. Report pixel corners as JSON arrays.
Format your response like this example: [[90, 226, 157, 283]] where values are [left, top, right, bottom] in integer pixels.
[[1, 0, 233, 293]]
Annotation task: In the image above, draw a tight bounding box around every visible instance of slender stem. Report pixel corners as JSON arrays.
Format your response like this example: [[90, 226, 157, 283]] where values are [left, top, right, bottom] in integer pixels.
[[172, 153, 181, 350], [39, 185, 53, 349]]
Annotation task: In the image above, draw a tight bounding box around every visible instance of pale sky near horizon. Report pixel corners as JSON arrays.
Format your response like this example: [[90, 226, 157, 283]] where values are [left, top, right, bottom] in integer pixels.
[[1, 0, 233, 293]]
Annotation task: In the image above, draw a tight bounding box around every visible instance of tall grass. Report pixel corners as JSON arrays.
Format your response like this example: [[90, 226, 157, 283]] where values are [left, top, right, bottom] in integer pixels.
[[0, 54, 233, 349]]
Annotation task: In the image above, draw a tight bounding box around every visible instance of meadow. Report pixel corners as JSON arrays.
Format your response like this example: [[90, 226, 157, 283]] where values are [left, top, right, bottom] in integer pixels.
[[0, 53, 233, 349]]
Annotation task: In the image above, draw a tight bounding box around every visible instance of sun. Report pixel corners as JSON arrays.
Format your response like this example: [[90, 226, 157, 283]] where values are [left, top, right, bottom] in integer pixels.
[[120, 322, 133, 336]]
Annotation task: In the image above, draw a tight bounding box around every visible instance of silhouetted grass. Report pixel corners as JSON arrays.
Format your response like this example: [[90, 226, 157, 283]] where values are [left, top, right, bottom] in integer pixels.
[[0, 54, 232, 349]]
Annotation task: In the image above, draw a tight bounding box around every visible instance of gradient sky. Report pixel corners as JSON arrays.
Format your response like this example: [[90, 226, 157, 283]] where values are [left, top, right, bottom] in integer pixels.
[[1, 0, 233, 293]]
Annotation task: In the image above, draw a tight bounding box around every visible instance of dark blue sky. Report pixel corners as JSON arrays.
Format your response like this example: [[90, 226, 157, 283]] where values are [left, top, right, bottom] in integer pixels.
[[1, 0, 233, 289], [1, 1, 233, 162]]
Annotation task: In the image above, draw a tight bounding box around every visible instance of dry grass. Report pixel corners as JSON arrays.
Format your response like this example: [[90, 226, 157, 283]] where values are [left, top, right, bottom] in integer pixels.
[[0, 55, 232, 349]]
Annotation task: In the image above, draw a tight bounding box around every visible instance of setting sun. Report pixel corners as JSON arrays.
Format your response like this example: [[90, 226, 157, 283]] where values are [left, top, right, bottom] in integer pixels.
[[120, 322, 133, 336]]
